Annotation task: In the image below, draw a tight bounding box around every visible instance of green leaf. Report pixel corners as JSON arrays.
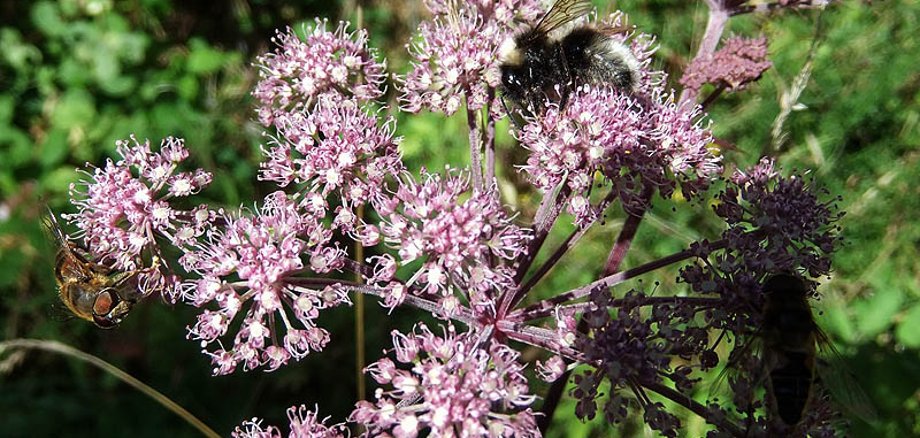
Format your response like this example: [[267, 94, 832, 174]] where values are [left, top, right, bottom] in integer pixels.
[[39, 128, 70, 168], [895, 305, 920, 348], [854, 286, 904, 338], [31, 1, 64, 37], [819, 300, 858, 344], [187, 38, 226, 74], [51, 89, 96, 129], [40, 167, 81, 196]]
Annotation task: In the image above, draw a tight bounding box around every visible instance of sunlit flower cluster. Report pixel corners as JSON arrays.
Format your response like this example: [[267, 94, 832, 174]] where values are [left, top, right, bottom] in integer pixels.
[[260, 97, 403, 211], [62, 0, 854, 435], [179, 191, 349, 374], [254, 20, 386, 128], [350, 323, 539, 437], [372, 171, 531, 313], [518, 85, 720, 222], [680, 36, 772, 94], [68, 135, 212, 292], [400, 0, 542, 114], [233, 405, 348, 438]]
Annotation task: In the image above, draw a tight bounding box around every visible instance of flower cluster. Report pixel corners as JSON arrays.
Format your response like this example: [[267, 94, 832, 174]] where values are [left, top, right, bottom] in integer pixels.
[[351, 323, 539, 437], [260, 97, 403, 211], [253, 20, 386, 128], [232, 405, 348, 438], [371, 171, 531, 313], [680, 158, 842, 328], [680, 36, 772, 95], [572, 289, 682, 434], [400, 0, 542, 114], [518, 85, 720, 223], [62, 0, 858, 435], [68, 135, 212, 292], [179, 191, 349, 375]]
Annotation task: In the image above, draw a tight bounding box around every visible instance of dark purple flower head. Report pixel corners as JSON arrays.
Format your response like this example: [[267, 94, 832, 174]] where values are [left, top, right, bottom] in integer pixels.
[[400, 0, 542, 114], [573, 289, 674, 429], [179, 191, 349, 374], [350, 323, 539, 437], [372, 170, 531, 314], [680, 35, 772, 95], [69, 135, 213, 294], [260, 97, 404, 214], [254, 20, 386, 128], [233, 405, 348, 438], [680, 158, 842, 329]]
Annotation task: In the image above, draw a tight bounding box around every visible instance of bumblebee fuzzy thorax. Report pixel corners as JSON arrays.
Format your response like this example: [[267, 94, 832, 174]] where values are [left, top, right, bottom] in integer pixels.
[[497, 0, 640, 113]]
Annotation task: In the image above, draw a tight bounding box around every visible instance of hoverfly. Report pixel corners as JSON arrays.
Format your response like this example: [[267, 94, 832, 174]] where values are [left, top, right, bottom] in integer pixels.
[[714, 273, 876, 434], [43, 207, 141, 329]]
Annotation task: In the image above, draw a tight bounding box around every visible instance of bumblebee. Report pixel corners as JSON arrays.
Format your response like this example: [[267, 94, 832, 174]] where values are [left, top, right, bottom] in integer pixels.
[[44, 208, 140, 329], [498, 0, 640, 112]]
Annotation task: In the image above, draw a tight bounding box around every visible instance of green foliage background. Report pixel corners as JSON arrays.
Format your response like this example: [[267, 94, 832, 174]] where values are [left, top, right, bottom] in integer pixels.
[[0, 0, 917, 436]]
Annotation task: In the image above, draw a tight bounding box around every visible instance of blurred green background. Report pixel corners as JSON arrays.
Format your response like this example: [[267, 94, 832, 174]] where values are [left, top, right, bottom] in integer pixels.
[[0, 0, 917, 436]]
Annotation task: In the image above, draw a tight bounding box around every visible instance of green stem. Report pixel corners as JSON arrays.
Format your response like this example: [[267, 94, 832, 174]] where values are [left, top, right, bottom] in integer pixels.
[[0, 339, 220, 438]]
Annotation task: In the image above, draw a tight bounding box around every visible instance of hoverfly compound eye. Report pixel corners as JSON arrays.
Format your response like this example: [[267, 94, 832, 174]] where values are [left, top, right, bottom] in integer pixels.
[[92, 289, 120, 319], [92, 313, 120, 329]]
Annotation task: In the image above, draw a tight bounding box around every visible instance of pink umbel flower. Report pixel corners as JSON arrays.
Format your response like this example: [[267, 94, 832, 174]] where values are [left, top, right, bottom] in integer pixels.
[[350, 323, 539, 437], [253, 20, 387, 128], [68, 135, 212, 293], [400, 0, 542, 114], [680, 35, 772, 94], [259, 97, 403, 212], [232, 405, 349, 438], [518, 85, 721, 224], [371, 170, 531, 313], [179, 191, 349, 375]]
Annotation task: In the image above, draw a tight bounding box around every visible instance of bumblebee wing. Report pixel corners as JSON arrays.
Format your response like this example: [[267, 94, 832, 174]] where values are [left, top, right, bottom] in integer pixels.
[[534, 0, 593, 35], [591, 21, 632, 37], [814, 329, 878, 423]]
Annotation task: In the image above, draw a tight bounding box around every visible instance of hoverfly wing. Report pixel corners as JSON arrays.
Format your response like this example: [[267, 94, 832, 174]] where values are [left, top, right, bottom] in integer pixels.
[[707, 331, 766, 405], [814, 329, 878, 424], [534, 0, 593, 36], [42, 206, 93, 279], [41, 205, 69, 249]]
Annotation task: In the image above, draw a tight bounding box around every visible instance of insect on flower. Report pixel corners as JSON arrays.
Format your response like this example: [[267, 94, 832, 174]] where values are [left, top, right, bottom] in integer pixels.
[[498, 0, 640, 113], [44, 207, 143, 329], [720, 273, 877, 432]]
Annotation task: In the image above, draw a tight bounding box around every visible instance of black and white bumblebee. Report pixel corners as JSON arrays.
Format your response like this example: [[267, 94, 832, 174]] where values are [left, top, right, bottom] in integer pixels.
[[498, 0, 640, 113]]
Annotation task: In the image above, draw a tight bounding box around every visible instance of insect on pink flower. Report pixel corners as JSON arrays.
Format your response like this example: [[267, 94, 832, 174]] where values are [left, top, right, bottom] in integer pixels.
[[68, 135, 213, 295]]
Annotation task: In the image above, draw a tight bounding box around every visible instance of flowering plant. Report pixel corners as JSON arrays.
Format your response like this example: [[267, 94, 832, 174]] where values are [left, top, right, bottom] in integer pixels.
[[63, 0, 860, 436]]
